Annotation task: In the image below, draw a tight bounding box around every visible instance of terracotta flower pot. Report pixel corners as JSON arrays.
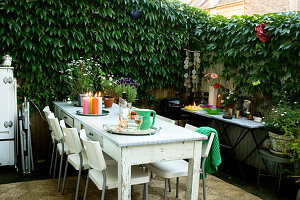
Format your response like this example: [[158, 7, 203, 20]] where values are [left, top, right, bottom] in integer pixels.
[[103, 97, 115, 108]]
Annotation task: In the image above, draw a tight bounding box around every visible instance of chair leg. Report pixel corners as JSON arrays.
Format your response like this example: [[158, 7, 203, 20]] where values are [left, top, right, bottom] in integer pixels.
[[53, 149, 58, 178], [75, 167, 82, 200], [49, 141, 55, 176], [101, 171, 107, 200], [164, 179, 168, 200], [83, 171, 89, 200], [168, 178, 171, 192], [57, 153, 64, 192], [176, 177, 179, 198], [143, 183, 148, 200], [61, 159, 69, 195], [202, 157, 207, 200]]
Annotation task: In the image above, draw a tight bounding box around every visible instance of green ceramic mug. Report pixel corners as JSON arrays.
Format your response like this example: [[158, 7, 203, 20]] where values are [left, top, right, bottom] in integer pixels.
[[133, 109, 156, 130]]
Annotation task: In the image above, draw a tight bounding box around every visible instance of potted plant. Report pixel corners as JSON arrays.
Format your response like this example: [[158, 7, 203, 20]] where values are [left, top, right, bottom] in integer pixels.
[[101, 75, 117, 108], [221, 89, 238, 109], [62, 58, 103, 106], [264, 102, 300, 155], [115, 78, 139, 106]]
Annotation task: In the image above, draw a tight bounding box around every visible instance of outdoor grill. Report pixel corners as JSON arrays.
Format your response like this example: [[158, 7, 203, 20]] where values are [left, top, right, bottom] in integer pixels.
[[156, 97, 188, 121]]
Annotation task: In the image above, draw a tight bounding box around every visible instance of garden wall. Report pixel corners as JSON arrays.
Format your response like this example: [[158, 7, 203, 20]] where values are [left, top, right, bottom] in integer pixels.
[[1, 0, 299, 165]]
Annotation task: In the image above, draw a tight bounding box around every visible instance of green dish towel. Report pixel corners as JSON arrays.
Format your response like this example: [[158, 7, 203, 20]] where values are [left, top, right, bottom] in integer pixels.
[[195, 127, 222, 178]]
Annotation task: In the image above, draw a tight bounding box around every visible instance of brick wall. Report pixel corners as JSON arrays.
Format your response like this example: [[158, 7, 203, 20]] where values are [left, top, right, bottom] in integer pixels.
[[245, 0, 290, 15]]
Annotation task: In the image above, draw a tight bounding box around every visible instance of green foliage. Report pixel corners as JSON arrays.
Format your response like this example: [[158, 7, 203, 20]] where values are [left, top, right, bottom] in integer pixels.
[[195, 12, 300, 105], [101, 75, 117, 97], [0, 0, 299, 111], [264, 103, 300, 136], [61, 58, 104, 99], [0, 0, 206, 107], [115, 84, 138, 103]]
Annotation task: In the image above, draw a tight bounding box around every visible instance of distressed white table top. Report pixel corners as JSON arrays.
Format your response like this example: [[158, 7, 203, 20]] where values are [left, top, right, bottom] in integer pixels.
[[182, 108, 264, 129], [54, 102, 207, 147]]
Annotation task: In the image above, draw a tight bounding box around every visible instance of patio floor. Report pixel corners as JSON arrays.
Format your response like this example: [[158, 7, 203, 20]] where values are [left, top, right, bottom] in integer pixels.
[[0, 174, 261, 200]]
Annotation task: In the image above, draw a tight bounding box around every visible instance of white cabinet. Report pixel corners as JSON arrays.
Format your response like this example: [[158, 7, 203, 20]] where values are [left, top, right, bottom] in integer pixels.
[[0, 67, 16, 166]]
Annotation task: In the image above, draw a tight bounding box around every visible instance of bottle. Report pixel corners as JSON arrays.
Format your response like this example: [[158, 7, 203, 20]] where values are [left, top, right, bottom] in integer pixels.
[[119, 92, 129, 118]]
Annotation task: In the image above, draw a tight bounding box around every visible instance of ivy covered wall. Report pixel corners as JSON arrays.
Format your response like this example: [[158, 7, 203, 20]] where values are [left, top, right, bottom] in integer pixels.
[[0, 0, 206, 107], [0, 0, 299, 108]]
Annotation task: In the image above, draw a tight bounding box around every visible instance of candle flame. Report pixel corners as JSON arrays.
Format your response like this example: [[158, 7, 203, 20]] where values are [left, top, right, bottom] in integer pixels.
[[85, 93, 89, 97], [193, 102, 196, 106], [94, 93, 97, 97], [98, 92, 101, 97], [88, 91, 92, 97]]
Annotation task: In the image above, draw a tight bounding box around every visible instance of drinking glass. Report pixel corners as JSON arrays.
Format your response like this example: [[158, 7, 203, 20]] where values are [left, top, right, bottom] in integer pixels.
[[134, 115, 143, 130], [119, 115, 129, 129]]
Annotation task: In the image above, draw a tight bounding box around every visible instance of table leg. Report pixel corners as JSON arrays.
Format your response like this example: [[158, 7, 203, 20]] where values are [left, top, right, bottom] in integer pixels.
[[242, 130, 268, 162], [186, 141, 202, 200], [118, 147, 131, 200]]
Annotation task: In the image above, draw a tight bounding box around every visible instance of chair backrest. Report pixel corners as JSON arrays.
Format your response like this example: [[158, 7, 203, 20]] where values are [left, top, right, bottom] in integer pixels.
[[184, 124, 215, 158], [156, 115, 175, 125], [81, 133, 107, 171], [48, 113, 64, 141], [43, 106, 50, 112], [202, 132, 215, 158], [44, 110, 53, 131], [80, 129, 91, 141], [184, 123, 198, 131], [60, 123, 82, 154]]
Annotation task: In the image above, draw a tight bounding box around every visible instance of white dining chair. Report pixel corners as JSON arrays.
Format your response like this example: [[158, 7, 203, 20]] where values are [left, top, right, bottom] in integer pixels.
[[146, 123, 215, 200], [43, 107, 56, 176], [79, 129, 117, 166], [48, 114, 68, 192], [156, 115, 176, 125], [81, 135, 150, 200], [60, 122, 89, 200]]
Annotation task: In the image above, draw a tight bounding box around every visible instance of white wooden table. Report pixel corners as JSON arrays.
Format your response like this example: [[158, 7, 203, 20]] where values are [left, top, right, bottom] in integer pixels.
[[54, 102, 207, 200]]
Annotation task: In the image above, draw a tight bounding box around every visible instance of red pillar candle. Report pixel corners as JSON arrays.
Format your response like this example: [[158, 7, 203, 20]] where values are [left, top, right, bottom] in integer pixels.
[[92, 97, 99, 114]]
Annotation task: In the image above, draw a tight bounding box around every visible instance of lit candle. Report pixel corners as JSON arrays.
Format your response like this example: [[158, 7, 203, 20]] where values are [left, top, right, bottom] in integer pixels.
[[97, 92, 102, 115], [89, 92, 93, 114], [83, 93, 90, 114], [92, 94, 99, 114]]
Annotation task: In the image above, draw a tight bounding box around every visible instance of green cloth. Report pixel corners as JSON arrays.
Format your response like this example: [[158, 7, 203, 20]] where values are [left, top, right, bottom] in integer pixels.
[[195, 127, 222, 178]]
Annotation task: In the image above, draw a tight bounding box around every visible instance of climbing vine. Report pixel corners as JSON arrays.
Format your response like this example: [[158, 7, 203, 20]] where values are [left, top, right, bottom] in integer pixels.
[[0, 0, 299, 108]]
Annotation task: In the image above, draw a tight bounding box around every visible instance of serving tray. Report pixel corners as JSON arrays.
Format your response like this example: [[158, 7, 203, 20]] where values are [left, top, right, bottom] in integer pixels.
[[106, 125, 161, 136], [76, 110, 109, 116]]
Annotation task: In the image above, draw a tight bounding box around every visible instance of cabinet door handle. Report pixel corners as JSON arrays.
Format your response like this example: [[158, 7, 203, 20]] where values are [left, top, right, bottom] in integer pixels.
[[4, 121, 13, 128], [4, 121, 8, 128], [64, 116, 67, 119], [3, 77, 12, 84], [89, 132, 94, 136]]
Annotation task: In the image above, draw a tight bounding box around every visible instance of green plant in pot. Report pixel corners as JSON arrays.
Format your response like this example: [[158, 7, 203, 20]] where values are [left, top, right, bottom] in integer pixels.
[[101, 75, 117, 108], [62, 58, 103, 106], [115, 78, 139, 108], [264, 102, 300, 157]]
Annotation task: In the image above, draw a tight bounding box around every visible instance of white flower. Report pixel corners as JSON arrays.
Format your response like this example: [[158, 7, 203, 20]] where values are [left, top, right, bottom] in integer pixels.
[[83, 74, 88, 76], [102, 77, 106, 80], [281, 114, 284, 116], [109, 83, 112, 86], [226, 96, 229, 99], [275, 110, 278, 113], [234, 98, 237, 101], [68, 76, 73, 79], [109, 77, 113, 81], [229, 91, 233, 95]]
